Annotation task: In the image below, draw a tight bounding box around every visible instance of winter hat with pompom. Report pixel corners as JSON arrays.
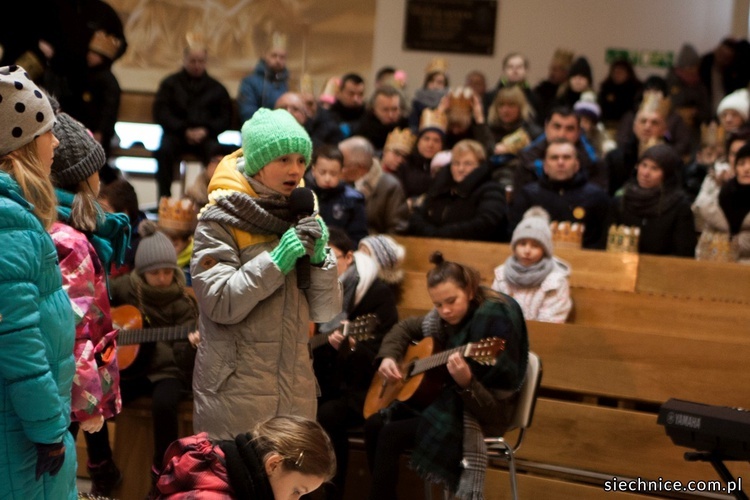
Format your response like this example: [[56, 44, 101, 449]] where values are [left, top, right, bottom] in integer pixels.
[[511, 206, 553, 257], [134, 219, 178, 275]]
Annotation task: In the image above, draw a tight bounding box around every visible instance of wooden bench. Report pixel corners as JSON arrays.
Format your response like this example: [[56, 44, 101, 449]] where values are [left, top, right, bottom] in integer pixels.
[[82, 235, 750, 499], [390, 236, 750, 499]]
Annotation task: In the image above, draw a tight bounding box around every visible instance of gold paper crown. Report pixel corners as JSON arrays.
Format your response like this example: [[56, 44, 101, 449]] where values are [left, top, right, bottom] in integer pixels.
[[552, 48, 575, 68], [700, 121, 726, 148], [696, 232, 737, 262], [185, 32, 207, 52], [419, 108, 448, 133], [550, 220, 584, 249], [89, 30, 122, 60], [385, 128, 416, 155], [501, 128, 531, 155], [425, 57, 448, 76], [271, 31, 287, 51], [639, 90, 671, 119], [449, 87, 474, 113], [158, 197, 197, 233], [606, 225, 640, 253]]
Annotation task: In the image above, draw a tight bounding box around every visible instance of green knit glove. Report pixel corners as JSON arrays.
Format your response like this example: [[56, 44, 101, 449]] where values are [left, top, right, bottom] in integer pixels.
[[311, 218, 330, 265], [270, 228, 306, 274]]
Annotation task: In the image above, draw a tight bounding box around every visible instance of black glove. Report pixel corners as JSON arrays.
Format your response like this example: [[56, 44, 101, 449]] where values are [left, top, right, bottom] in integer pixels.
[[34, 442, 65, 480]]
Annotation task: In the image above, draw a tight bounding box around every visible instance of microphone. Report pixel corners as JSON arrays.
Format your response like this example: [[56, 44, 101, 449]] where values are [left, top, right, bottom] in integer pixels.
[[289, 187, 315, 289]]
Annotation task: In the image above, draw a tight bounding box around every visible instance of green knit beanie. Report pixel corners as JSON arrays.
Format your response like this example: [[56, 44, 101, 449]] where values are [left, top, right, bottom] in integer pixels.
[[241, 108, 312, 177]]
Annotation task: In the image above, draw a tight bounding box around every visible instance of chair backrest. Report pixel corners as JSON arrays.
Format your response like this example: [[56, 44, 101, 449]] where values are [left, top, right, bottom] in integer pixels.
[[508, 351, 542, 431]]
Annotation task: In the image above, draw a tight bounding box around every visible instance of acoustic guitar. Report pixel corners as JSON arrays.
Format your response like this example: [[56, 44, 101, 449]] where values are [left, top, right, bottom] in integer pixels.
[[363, 336, 505, 419], [310, 313, 379, 350], [111, 305, 195, 379]]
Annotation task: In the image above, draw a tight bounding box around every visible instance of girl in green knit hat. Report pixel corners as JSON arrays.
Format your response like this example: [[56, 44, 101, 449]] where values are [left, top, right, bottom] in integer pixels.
[[188, 108, 342, 441]]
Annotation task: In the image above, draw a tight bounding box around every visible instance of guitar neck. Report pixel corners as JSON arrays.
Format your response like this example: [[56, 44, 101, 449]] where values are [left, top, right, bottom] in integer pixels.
[[410, 345, 465, 376], [118, 325, 192, 346], [310, 314, 377, 350]]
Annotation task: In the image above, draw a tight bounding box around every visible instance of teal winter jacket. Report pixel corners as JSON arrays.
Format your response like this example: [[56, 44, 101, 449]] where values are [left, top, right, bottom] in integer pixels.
[[0, 171, 77, 499]]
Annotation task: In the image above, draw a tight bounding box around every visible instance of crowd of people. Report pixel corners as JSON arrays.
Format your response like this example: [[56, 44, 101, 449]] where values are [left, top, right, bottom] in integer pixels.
[[2, 6, 750, 499]]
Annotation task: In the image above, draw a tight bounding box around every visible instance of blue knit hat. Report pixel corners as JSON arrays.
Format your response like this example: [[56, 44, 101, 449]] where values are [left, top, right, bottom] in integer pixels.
[[240, 108, 312, 176]]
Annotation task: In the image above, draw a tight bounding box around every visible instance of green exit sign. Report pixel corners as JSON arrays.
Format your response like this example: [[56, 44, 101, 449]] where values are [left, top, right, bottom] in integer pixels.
[[606, 48, 674, 69]]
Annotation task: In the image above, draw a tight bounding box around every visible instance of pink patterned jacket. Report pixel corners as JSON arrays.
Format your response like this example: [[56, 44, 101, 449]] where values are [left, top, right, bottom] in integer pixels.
[[51, 222, 121, 422]]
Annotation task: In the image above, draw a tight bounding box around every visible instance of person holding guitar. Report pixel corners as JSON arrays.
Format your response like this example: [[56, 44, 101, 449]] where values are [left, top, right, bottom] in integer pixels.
[[313, 227, 398, 500], [48, 112, 130, 496], [364, 252, 529, 500], [109, 219, 200, 495]]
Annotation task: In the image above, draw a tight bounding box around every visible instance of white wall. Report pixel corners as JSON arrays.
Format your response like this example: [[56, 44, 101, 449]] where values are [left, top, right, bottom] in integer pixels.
[[373, 0, 736, 97]]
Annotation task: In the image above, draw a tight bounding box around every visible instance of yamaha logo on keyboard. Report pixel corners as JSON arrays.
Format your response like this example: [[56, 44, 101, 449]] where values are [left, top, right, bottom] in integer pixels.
[[666, 411, 701, 430]]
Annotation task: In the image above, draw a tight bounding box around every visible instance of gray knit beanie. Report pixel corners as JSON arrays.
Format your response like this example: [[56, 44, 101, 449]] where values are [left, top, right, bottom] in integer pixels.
[[359, 234, 405, 284], [51, 113, 106, 189], [511, 207, 554, 257], [0, 65, 55, 156], [134, 220, 178, 275], [241, 108, 312, 177]]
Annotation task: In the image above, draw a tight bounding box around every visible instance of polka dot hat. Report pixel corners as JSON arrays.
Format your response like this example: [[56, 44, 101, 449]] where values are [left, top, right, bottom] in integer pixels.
[[0, 65, 55, 156]]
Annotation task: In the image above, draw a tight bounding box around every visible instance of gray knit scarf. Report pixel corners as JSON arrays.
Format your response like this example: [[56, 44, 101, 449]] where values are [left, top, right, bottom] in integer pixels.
[[503, 256, 554, 288], [199, 175, 295, 235]]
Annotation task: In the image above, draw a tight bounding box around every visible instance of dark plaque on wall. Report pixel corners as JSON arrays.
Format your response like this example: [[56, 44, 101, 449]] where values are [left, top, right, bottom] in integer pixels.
[[403, 0, 497, 55]]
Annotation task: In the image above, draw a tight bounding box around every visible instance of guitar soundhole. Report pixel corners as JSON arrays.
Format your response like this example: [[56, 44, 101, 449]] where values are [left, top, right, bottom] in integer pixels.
[[404, 362, 416, 381]]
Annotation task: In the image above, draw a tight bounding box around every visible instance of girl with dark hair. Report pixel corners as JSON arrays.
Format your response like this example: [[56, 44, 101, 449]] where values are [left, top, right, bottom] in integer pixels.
[[364, 252, 528, 499]]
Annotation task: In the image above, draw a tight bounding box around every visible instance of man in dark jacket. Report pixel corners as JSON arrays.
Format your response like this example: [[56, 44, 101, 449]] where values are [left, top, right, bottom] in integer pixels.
[[329, 73, 367, 139], [355, 86, 409, 154], [515, 106, 607, 190], [511, 139, 610, 249], [153, 44, 232, 198], [237, 35, 289, 122]]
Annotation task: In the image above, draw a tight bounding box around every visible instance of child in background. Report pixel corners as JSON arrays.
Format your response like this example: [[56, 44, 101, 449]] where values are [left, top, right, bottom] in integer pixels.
[[314, 228, 398, 500], [306, 144, 368, 245], [0, 64, 77, 500], [185, 143, 235, 209], [492, 207, 572, 323], [358, 234, 406, 301], [99, 178, 149, 277], [109, 220, 200, 494], [48, 112, 131, 496], [157, 197, 197, 285]]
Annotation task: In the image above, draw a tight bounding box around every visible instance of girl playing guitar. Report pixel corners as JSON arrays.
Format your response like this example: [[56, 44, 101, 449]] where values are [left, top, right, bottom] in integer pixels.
[[364, 251, 529, 499]]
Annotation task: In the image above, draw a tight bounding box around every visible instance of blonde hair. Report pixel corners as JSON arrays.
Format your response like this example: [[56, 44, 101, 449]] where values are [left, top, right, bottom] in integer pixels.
[[0, 141, 57, 229], [488, 86, 534, 125], [67, 180, 104, 232], [252, 415, 336, 481], [451, 139, 486, 162]]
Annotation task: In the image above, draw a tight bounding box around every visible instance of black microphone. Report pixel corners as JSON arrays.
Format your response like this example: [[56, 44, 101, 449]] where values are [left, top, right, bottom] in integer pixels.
[[289, 187, 315, 289]]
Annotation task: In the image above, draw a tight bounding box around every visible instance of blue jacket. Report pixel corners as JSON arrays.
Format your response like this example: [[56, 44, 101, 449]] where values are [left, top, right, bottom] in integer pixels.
[[237, 59, 289, 122], [307, 174, 368, 245], [0, 172, 77, 499]]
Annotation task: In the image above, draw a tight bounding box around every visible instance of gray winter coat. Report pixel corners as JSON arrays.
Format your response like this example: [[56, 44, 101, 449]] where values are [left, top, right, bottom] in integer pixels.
[[189, 159, 342, 439]]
